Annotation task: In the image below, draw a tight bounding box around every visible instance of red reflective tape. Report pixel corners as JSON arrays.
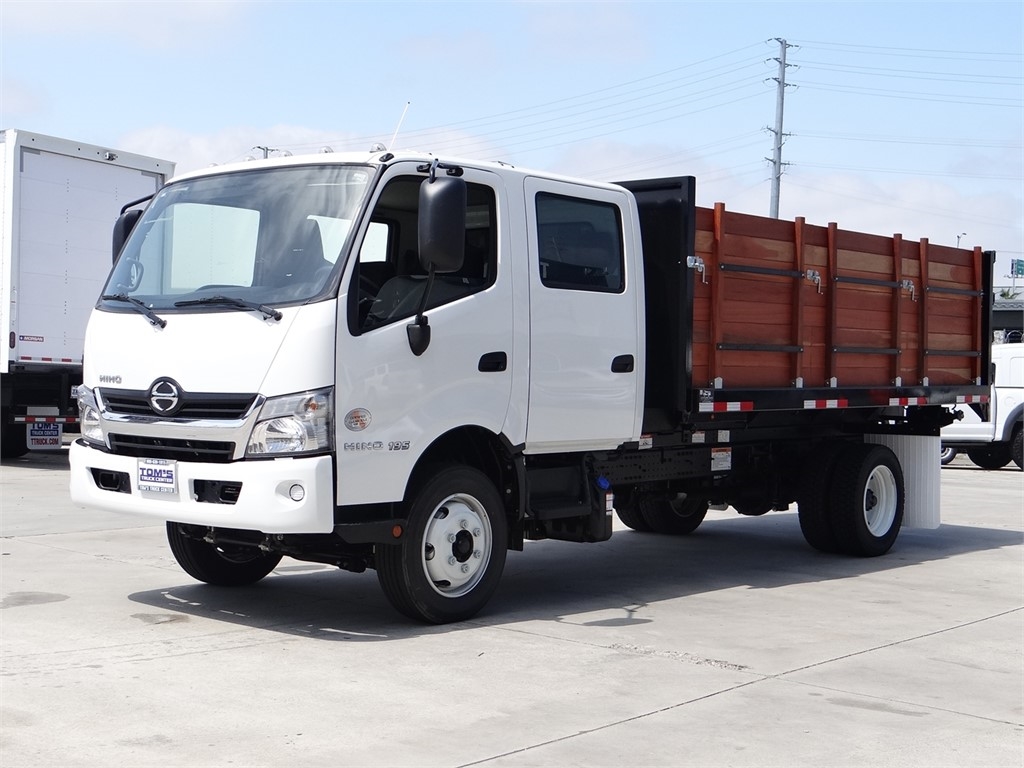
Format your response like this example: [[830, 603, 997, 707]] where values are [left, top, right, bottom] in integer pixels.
[[956, 395, 989, 404], [889, 397, 928, 406], [803, 398, 849, 409], [18, 416, 75, 424], [699, 401, 754, 413]]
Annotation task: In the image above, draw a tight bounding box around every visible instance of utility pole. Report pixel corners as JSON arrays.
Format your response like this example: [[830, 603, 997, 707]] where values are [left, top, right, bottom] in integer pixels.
[[767, 38, 795, 219]]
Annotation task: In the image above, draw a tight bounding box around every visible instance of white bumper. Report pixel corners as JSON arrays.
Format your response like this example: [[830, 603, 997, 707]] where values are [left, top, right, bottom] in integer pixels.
[[69, 441, 336, 533]]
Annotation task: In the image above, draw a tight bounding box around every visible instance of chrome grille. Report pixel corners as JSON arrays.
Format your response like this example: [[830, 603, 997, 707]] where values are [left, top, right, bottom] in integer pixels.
[[100, 389, 257, 419]]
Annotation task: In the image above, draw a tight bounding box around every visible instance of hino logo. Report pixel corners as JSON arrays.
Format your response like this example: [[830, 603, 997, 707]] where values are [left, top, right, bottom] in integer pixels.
[[148, 378, 183, 416], [98, 374, 122, 384]]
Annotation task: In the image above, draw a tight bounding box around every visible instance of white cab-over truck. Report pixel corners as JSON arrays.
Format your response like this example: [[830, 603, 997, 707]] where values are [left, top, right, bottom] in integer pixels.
[[70, 151, 993, 622], [940, 342, 1023, 469], [1, 130, 173, 458]]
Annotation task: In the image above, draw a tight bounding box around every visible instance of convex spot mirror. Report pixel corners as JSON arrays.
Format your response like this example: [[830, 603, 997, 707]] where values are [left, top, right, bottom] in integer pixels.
[[418, 176, 466, 274]]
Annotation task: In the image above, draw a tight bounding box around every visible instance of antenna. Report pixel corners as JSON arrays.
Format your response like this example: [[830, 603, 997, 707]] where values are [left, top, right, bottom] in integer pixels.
[[388, 102, 411, 150]]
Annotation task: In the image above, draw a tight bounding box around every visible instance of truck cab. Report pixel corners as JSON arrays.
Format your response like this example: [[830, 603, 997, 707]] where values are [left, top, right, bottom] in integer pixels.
[[70, 152, 645, 622]]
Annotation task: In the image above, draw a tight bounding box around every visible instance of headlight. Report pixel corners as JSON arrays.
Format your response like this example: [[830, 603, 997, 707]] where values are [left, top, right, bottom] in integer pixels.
[[77, 386, 104, 446], [246, 388, 333, 457]]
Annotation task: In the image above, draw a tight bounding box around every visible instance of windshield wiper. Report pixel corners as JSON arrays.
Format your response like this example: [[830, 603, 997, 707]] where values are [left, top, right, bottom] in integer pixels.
[[174, 295, 283, 321], [101, 293, 167, 328]]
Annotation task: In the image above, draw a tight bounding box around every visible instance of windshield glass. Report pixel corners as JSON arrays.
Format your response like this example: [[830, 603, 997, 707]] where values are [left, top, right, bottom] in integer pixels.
[[102, 164, 374, 310]]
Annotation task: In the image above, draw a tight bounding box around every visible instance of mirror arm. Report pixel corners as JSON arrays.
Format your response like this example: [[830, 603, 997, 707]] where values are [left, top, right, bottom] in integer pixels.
[[406, 268, 436, 357]]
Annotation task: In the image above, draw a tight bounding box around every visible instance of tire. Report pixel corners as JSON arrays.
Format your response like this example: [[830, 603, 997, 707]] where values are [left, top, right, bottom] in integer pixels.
[[797, 441, 845, 553], [1, 413, 28, 460], [829, 444, 904, 557], [966, 445, 1012, 470], [1012, 427, 1022, 470], [639, 493, 708, 535], [613, 486, 652, 532], [939, 445, 958, 466], [376, 466, 508, 624], [166, 523, 282, 586]]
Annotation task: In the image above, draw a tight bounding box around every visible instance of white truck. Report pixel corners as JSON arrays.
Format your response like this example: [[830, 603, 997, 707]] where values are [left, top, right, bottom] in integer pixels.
[[69, 151, 993, 622], [1, 130, 174, 458], [940, 342, 1023, 469]]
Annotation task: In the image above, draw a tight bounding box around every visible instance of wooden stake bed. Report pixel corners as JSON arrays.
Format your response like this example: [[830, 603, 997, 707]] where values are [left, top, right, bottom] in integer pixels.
[[622, 176, 991, 429]]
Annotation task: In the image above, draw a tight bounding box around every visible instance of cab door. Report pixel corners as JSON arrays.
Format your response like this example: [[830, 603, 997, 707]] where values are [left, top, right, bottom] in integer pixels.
[[335, 164, 515, 505], [523, 177, 642, 452]]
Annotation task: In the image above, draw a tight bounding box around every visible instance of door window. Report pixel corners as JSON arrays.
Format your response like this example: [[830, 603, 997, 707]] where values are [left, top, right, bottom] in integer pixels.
[[535, 193, 624, 293]]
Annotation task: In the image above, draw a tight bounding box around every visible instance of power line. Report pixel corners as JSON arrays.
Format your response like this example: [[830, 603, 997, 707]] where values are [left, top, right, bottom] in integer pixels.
[[795, 39, 1022, 60]]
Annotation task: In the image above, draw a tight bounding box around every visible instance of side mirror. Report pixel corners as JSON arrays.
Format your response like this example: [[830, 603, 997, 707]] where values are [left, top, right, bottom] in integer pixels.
[[112, 209, 143, 263], [418, 176, 466, 273]]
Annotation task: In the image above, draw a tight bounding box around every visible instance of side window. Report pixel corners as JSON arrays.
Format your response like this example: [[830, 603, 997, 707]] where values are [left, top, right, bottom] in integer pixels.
[[536, 193, 624, 293], [357, 176, 497, 332]]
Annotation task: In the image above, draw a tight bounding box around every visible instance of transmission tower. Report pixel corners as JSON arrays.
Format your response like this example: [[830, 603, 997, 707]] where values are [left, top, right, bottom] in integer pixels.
[[767, 38, 796, 219]]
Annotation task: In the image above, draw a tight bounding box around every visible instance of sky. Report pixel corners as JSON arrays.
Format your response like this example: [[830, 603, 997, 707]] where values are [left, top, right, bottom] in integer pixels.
[[2, 0, 1022, 286]]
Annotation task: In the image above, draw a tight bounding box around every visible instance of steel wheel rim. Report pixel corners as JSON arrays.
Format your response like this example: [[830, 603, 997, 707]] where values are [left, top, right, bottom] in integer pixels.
[[421, 493, 492, 598], [863, 465, 898, 537]]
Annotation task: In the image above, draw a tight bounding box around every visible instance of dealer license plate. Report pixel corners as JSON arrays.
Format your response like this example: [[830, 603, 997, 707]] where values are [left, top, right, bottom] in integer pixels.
[[138, 458, 177, 494]]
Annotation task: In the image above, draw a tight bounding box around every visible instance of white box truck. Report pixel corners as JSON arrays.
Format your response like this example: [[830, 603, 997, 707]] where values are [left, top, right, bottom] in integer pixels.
[[69, 151, 992, 622], [0, 130, 174, 458]]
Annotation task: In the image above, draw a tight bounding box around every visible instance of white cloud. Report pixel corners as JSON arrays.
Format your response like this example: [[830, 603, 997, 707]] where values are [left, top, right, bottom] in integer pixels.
[[2, 0, 247, 45]]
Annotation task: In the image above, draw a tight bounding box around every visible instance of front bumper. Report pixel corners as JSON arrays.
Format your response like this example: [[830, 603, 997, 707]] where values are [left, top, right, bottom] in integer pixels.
[[69, 440, 336, 533]]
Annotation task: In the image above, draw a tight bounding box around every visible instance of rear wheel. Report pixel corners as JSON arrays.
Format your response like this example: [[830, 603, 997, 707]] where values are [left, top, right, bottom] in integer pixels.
[[166, 523, 282, 586], [966, 445, 1012, 470], [376, 466, 507, 624], [1, 409, 28, 460], [639, 493, 708, 535], [939, 445, 958, 466], [613, 486, 652, 532], [1011, 427, 1022, 470], [829, 444, 904, 557], [798, 441, 846, 553]]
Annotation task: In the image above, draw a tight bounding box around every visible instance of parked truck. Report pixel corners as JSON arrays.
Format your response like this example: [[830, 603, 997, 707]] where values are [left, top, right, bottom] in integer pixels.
[[940, 341, 1022, 469], [1, 130, 174, 458], [69, 151, 992, 622]]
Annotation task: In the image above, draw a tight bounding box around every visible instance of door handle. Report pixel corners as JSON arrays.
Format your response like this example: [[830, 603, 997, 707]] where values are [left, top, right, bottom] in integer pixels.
[[611, 354, 634, 373], [478, 351, 508, 372]]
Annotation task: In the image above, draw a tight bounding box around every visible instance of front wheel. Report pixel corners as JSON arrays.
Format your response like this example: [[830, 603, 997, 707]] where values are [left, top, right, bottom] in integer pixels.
[[166, 523, 282, 586], [1012, 428, 1023, 470], [829, 444, 904, 557], [376, 466, 508, 623]]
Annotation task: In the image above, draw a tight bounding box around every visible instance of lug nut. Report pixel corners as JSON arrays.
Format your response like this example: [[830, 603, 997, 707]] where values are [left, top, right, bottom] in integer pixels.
[[460, 564, 470, 573], [473, 528, 482, 537], [447, 533, 457, 543], [473, 550, 482, 559], [448, 556, 457, 566], [459, 519, 468, 529]]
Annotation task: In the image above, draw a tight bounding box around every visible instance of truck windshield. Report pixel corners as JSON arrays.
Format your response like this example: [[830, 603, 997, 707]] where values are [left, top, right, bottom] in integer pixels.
[[101, 164, 373, 311]]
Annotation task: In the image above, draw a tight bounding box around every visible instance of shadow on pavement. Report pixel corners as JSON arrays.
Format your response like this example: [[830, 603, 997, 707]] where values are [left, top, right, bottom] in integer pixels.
[[1, 448, 70, 471], [128, 511, 1023, 641]]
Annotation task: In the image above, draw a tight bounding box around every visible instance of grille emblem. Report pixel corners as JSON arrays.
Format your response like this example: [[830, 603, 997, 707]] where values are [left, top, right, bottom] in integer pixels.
[[148, 378, 182, 416]]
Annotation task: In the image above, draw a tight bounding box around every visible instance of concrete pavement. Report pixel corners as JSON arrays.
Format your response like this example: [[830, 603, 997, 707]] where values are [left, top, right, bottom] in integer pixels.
[[1, 448, 1021, 767]]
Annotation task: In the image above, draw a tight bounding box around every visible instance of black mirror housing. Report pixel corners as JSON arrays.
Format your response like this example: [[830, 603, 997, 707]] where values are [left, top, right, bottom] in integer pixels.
[[418, 176, 466, 273], [112, 209, 143, 263]]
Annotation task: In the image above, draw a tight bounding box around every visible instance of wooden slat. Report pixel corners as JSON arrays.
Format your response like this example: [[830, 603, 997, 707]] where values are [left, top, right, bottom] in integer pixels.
[[827, 222, 839, 384]]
